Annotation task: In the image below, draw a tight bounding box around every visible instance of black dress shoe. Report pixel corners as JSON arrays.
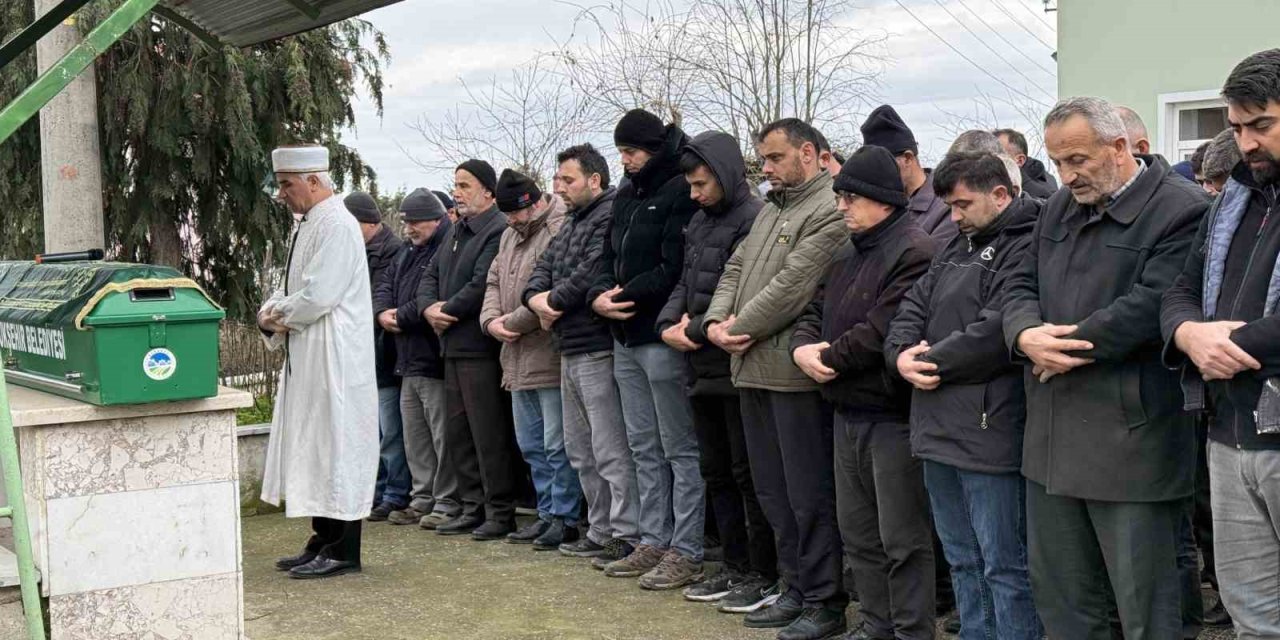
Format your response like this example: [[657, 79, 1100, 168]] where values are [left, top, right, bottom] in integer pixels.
[[778, 606, 847, 640], [288, 556, 361, 580], [472, 519, 517, 541], [274, 551, 317, 572], [743, 594, 803, 628], [435, 514, 484, 536], [533, 519, 575, 551], [505, 519, 550, 544], [836, 623, 890, 640]]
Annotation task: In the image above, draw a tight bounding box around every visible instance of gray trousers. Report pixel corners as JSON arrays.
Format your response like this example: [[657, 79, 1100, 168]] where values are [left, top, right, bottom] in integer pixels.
[[400, 376, 457, 515], [1210, 440, 1280, 639], [561, 350, 640, 546], [1026, 479, 1181, 640], [613, 341, 705, 560]]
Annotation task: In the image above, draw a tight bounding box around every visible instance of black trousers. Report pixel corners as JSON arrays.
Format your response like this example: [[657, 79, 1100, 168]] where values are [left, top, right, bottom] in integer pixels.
[[690, 393, 777, 579], [443, 357, 519, 523], [739, 388, 845, 608], [1026, 479, 1182, 640], [834, 415, 936, 640], [1193, 415, 1215, 589], [306, 517, 362, 563]]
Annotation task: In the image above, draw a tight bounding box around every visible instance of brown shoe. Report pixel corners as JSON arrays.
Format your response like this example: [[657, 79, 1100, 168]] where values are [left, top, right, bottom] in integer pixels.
[[639, 550, 705, 590], [388, 506, 430, 526], [603, 543, 667, 578]]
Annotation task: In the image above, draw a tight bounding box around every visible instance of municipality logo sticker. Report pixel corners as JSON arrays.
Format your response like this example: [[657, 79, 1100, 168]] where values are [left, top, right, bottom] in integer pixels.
[[143, 348, 178, 381]]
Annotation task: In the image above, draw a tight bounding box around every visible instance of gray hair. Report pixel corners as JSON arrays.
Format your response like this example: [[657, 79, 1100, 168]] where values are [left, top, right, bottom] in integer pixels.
[[301, 171, 335, 190], [1202, 129, 1242, 180], [1044, 97, 1128, 144], [948, 130, 1004, 155], [1114, 105, 1149, 143], [998, 153, 1023, 192]]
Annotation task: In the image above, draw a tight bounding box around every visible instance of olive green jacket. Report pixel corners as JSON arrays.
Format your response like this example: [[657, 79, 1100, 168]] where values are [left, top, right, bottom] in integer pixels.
[[703, 170, 848, 392]]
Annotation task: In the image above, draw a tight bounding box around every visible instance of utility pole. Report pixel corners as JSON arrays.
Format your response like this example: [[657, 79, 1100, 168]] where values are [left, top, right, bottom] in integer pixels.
[[35, 0, 105, 254]]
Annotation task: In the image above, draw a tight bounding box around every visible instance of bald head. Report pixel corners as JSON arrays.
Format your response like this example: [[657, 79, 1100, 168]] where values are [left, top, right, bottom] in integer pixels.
[[1114, 105, 1150, 154]]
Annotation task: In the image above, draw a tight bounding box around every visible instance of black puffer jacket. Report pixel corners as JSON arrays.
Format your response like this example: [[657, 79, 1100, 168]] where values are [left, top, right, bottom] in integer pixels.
[[589, 124, 700, 347], [523, 189, 617, 356], [885, 197, 1040, 473], [657, 131, 762, 395], [366, 224, 403, 388], [792, 208, 936, 419], [1021, 158, 1059, 200], [373, 217, 451, 379], [417, 206, 506, 358]]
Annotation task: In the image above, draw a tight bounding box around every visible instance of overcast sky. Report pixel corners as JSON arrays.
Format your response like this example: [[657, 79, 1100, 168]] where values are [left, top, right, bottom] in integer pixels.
[[341, 0, 1059, 193]]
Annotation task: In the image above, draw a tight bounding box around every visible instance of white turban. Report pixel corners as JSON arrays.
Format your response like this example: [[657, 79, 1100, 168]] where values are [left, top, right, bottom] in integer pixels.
[[272, 145, 330, 173]]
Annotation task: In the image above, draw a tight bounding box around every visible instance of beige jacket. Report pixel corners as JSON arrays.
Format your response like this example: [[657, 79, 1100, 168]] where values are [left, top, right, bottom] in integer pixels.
[[703, 170, 847, 392], [481, 194, 567, 390]]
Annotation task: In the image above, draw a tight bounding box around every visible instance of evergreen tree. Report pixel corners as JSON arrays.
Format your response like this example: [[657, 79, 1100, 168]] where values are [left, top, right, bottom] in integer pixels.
[[0, 2, 388, 319]]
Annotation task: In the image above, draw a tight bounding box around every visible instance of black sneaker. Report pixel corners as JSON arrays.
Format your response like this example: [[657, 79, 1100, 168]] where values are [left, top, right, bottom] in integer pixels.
[[591, 538, 635, 570], [777, 606, 847, 640], [506, 519, 551, 544], [435, 513, 484, 536], [559, 536, 606, 557], [719, 575, 782, 614], [742, 587, 802, 628], [683, 569, 745, 602], [366, 502, 399, 522], [942, 611, 961, 635], [533, 519, 575, 551]]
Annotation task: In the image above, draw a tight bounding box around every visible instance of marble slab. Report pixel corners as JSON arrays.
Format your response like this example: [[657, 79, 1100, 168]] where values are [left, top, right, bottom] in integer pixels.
[[49, 572, 241, 640], [45, 482, 240, 596], [37, 412, 236, 499], [5, 385, 252, 429]]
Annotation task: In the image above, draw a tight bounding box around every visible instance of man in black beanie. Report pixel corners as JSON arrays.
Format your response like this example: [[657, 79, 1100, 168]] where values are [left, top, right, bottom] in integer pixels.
[[433, 189, 458, 223], [862, 105, 956, 245], [345, 191, 411, 522], [587, 108, 705, 588], [791, 145, 938, 639], [418, 159, 523, 541], [373, 189, 462, 530]]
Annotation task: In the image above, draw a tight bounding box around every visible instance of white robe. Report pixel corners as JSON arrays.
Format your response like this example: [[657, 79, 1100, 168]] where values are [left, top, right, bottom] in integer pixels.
[[259, 194, 379, 520]]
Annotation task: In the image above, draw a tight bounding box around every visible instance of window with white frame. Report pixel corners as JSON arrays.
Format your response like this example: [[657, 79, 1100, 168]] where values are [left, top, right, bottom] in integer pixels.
[[1157, 90, 1229, 162]]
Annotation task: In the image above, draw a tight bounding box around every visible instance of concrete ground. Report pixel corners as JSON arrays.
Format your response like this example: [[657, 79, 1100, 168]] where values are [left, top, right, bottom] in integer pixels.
[[242, 513, 1237, 640]]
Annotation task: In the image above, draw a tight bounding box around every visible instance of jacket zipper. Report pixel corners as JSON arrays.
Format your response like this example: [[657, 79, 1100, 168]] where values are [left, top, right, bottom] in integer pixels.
[[1225, 186, 1277, 448]]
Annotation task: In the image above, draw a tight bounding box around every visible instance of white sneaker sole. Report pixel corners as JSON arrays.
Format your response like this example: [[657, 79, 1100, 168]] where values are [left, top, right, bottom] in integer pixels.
[[718, 592, 780, 614], [683, 589, 732, 602]]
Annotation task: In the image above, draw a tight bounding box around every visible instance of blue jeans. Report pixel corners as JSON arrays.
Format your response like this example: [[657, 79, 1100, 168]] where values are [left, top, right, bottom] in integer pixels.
[[374, 385, 411, 508], [613, 341, 704, 560], [925, 461, 1041, 640], [512, 387, 581, 524]]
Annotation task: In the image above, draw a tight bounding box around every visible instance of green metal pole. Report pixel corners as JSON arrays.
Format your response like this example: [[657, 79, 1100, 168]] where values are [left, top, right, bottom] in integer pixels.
[[0, 380, 45, 640], [0, 0, 161, 146]]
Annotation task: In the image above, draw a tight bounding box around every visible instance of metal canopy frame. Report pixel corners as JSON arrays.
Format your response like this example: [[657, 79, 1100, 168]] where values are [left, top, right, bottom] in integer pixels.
[[0, 0, 352, 146]]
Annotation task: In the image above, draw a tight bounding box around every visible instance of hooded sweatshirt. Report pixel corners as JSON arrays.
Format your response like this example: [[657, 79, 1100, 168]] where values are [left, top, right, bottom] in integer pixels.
[[656, 131, 763, 395], [1020, 157, 1059, 200]]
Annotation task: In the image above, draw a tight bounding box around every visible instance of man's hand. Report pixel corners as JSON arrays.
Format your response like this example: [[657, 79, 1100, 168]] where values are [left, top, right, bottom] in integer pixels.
[[707, 316, 755, 355], [661, 314, 702, 352], [257, 307, 289, 334], [377, 309, 401, 333], [488, 315, 521, 343], [793, 341, 837, 383], [896, 341, 940, 391], [528, 291, 563, 331], [1174, 320, 1260, 381], [592, 286, 636, 320], [1017, 324, 1095, 376], [424, 302, 458, 334]]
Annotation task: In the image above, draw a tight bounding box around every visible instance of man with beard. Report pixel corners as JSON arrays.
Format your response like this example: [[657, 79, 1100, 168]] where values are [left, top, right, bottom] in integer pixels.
[[703, 118, 849, 639], [374, 190, 458, 530], [1003, 97, 1207, 639], [418, 159, 522, 541], [656, 130, 777, 609], [588, 109, 705, 588], [1162, 49, 1280, 637], [525, 144, 641, 562]]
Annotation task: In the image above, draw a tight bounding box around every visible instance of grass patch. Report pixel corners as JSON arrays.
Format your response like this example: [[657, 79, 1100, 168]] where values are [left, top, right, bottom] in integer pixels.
[[237, 394, 274, 426]]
